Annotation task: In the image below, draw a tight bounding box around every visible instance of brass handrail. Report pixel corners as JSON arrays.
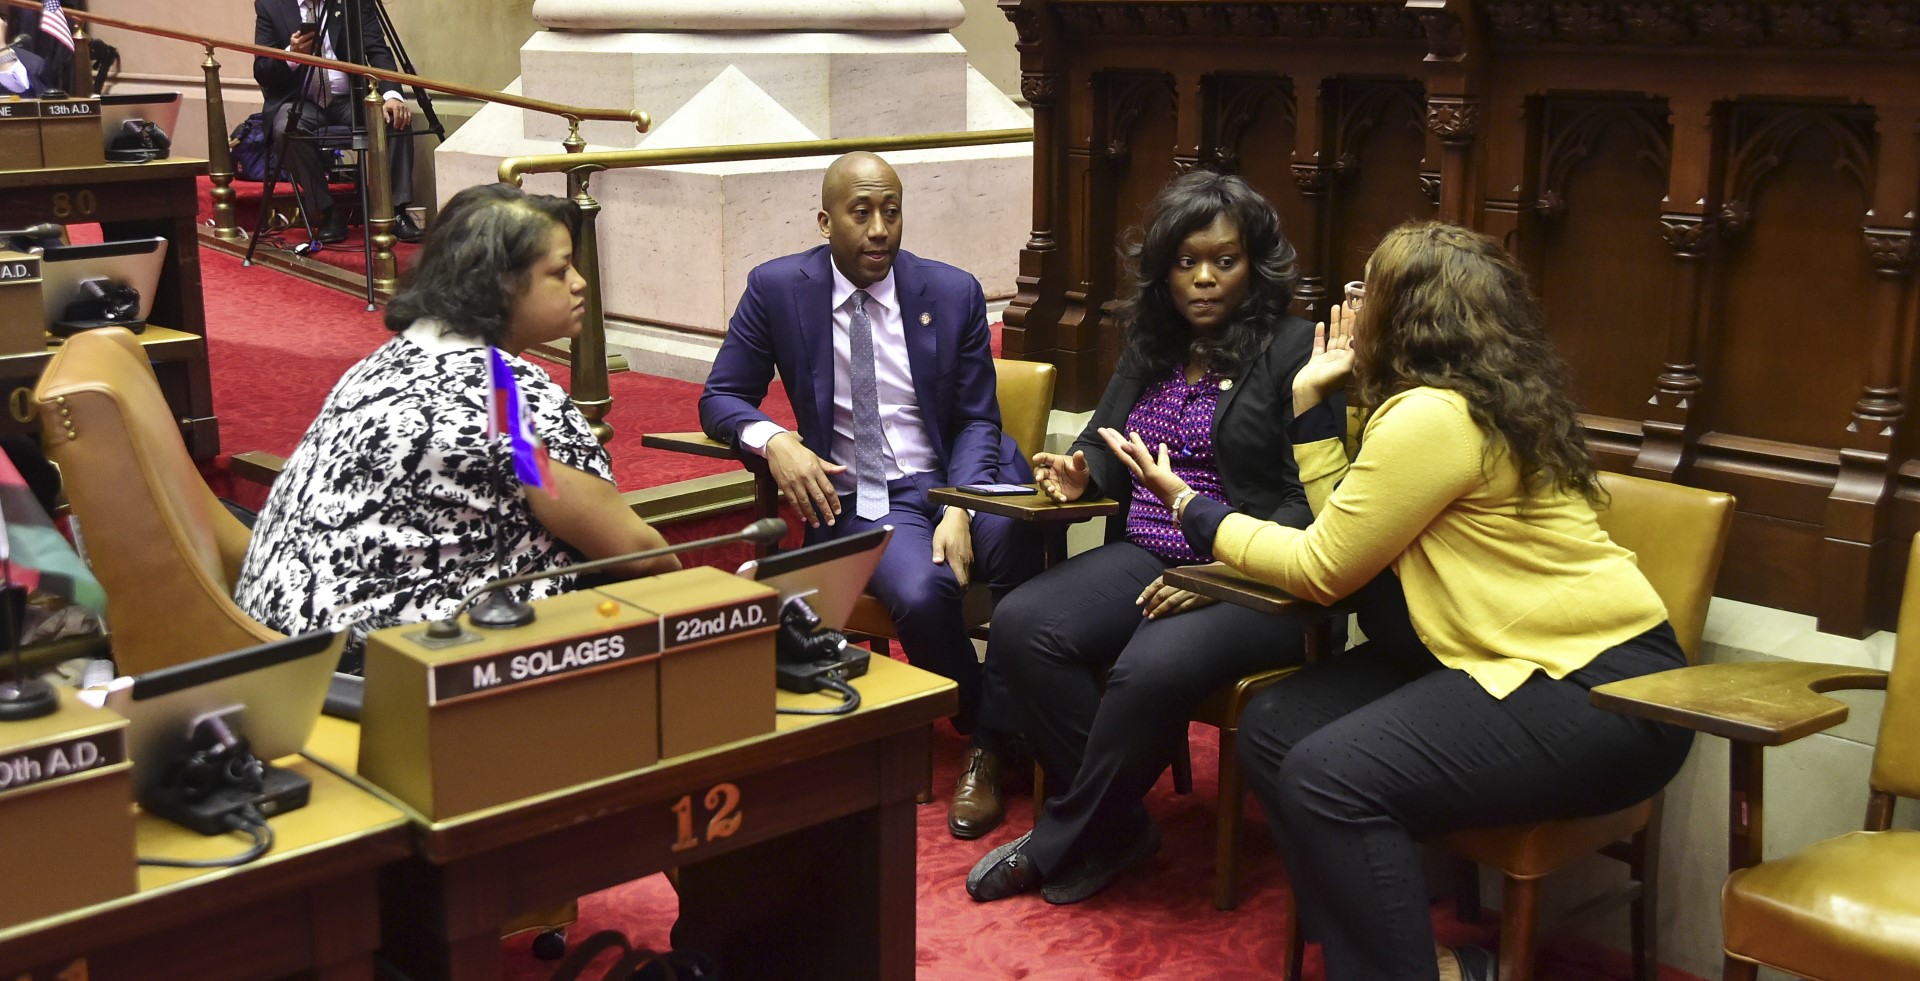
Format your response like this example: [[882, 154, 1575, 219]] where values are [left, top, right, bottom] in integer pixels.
[[499, 127, 1034, 444], [0, 0, 649, 130], [500, 128, 1035, 183]]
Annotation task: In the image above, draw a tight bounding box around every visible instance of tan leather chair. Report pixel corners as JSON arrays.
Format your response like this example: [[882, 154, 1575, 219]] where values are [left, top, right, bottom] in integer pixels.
[[33, 327, 275, 675], [1432, 472, 1734, 981], [1593, 531, 1920, 981]]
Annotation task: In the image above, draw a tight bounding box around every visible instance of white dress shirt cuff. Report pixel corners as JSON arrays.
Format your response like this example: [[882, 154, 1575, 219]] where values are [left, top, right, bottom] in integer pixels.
[[738, 420, 787, 456]]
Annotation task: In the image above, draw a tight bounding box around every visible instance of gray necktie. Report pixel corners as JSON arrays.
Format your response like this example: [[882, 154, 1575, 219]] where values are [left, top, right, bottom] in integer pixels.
[[847, 289, 889, 521]]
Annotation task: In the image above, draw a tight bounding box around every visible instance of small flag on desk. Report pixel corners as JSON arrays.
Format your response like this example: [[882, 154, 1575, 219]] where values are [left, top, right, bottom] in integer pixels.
[[485, 348, 557, 498], [39, 0, 74, 52]]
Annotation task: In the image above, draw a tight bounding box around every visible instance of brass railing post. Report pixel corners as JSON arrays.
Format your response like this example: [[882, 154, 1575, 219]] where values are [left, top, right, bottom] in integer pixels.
[[68, 19, 90, 97], [202, 45, 242, 242], [363, 76, 397, 294], [568, 156, 613, 444]]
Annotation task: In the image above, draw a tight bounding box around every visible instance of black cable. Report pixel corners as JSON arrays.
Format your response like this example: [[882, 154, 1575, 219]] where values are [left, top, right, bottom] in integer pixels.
[[137, 807, 275, 869], [776, 676, 862, 716]]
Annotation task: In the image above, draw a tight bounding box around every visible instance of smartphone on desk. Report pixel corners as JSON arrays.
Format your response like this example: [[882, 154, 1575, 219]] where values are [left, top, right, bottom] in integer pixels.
[[956, 483, 1034, 496]]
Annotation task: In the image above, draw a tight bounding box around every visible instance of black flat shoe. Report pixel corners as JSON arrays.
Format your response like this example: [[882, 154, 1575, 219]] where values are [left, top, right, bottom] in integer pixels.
[[1450, 945, 1498, 981], [1041, 817, 1160, 905], [966, 832, 1042, 902]]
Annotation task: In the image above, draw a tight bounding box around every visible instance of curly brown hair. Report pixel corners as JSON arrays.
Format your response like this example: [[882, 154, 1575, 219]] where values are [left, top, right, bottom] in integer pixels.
[[1353, 222, 1599, 503]]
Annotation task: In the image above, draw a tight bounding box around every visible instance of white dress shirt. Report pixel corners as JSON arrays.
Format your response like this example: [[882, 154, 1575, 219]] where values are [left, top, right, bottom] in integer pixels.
[[286, 0, 351, 101], [740, 263, 937, 498], [0, 54, 28, 95]]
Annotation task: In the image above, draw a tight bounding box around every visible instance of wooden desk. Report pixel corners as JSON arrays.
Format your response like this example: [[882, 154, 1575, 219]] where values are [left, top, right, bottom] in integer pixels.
[[305, 655, 957, 981], [0, 160, 219, 459], [0, 758, 409, 981], [1160, 563, 1314, 618]]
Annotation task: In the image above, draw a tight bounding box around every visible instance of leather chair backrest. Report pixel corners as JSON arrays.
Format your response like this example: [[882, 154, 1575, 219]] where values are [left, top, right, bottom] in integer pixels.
[[34, 328, 278, 674], [1592, 471, 1735, 662], [993, 357, 1056, 464], [1870, 534, 1920, 799]]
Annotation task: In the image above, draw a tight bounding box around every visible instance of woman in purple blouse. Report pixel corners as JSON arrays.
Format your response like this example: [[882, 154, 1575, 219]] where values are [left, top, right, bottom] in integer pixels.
[[967, 171, 1343, 904]]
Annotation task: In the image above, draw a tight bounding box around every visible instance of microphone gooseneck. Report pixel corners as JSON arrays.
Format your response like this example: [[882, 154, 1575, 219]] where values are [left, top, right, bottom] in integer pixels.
[[422, 517, 789, 639]]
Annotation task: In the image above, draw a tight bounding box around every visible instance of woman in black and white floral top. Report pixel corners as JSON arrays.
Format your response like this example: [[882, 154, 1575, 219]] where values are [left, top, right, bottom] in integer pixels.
[[235, 184, 678, 670]]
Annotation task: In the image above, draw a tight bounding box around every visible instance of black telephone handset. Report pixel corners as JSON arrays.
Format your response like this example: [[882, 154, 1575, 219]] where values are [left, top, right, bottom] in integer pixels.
[[53, 276, 146, 337], [773, 595, 868, 714]]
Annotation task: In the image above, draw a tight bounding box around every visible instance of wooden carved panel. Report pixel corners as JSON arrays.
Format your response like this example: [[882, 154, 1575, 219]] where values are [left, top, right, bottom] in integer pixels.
[[1527, 97, 1673, 426], [1710, 102, 1877, 451], [1328, 78, 1432, 289]]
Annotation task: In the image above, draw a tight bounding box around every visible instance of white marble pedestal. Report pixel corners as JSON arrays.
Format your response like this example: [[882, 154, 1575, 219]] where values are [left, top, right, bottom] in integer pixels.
[[435, 0, 1032, 381]]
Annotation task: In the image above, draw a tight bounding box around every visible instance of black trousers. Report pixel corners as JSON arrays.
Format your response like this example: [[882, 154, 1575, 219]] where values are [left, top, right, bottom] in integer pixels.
[[270, 96, 415, 217], [994, 541, 1309, 874], [1237, 574, 1694, 981]]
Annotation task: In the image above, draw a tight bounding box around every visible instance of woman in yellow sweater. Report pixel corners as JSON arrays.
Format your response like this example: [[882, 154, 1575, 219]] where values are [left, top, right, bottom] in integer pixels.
[[1104, 222, 1693, 981]]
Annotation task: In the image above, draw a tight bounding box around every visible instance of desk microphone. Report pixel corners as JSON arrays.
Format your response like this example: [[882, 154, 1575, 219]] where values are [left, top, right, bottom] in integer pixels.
[[425, 517, 789, 638], [1, 223, 64, 253]]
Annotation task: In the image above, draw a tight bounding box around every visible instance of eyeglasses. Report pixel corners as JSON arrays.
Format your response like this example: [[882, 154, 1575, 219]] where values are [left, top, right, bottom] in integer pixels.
[[1343, 280, 1366, 309]]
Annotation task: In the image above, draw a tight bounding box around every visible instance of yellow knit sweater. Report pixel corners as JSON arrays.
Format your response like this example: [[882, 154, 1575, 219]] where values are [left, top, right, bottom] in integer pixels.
[[1215, 387, 1667, 698]]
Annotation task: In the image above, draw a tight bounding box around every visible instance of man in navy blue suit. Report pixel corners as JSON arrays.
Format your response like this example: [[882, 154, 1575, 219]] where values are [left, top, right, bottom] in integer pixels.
[[702, 152, 1042, 838]]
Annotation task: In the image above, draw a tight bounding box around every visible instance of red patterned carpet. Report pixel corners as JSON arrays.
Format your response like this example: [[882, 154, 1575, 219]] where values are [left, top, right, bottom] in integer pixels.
[[198, 248, 1703, 981], [195, 175, 424, 277]]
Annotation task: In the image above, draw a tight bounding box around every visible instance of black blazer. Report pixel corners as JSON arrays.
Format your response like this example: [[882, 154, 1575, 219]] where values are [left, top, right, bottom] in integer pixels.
[[252, 0, 402, 122], [1068, 313, 1338, 539]]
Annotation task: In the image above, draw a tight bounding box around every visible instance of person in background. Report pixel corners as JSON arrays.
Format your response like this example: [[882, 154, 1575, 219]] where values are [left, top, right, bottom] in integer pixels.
[[0, 41, 51, 97], [252, 0, 421, 244], [965, 170, 1347, 902], [700, 152, 1043, 837], [1106, 221, 1694, 981], [235, 184, 676, 671]]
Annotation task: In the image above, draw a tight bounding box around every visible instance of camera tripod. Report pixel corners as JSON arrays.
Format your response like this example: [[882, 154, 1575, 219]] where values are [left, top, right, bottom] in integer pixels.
[[242, 0, 444, 309]]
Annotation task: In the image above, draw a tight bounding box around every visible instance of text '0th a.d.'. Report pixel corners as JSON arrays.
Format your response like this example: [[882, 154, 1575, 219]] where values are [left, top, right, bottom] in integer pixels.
[[0, 730, 126, 798], [429, 625, 662, 705]]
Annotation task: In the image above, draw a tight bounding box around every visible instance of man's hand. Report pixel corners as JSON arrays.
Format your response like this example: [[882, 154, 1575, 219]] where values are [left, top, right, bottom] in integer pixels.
[[931, 507, 973, 590], [383, 97, 412, 130], [765, 431, 845, 528], [1032, 450, 1091, 503], [1136, 574, 1218, 620], [288, 30, 317, 55]]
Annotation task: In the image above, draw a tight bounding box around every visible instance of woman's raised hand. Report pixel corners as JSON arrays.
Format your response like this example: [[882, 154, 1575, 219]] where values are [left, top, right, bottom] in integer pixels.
[[1097, 427, 1189, 507], [1293, 301, 1357, 415], [1031, 450, 1091, 503]]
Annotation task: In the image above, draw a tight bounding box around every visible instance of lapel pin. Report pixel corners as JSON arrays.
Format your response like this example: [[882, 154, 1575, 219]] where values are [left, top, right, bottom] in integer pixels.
[[1219, 379, 1233, 391], [919, 312, 932, 326]]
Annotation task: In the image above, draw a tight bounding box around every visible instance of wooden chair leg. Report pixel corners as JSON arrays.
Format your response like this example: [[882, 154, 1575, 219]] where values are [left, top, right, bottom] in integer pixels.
[[1282, 891, 1306, 981], [1498, 874, 1539, 981], [1032, 760, 1046, 807], [1172, 731, 1194, 796], [1452, 856, 1484, 923], [1212, 727, 1244, 910], [1629, 823, 1661, 981], [1721, 956, 1759, 981], [916, 730, 934, 805]]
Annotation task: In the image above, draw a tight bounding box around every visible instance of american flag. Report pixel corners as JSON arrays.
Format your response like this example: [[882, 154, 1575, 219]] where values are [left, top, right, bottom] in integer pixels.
[[39, 0, 74, 52]]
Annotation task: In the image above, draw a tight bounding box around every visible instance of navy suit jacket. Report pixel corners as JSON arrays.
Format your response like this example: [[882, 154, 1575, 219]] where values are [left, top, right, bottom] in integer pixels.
[[700, 245, 1024, 493]]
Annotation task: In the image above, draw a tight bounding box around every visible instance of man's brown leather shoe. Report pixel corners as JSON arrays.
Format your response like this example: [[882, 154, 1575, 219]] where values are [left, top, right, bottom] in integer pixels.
[[947, 747, 1004, 840]]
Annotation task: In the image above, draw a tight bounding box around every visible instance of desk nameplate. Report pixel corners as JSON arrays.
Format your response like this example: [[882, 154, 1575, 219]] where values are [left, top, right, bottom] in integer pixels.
[[426, 623, 662, 706], [0, 727, 125, 801]]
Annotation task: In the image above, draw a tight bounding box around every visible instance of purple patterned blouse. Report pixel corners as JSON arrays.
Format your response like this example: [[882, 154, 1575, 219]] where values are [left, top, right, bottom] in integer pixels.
[[1122, 363, 1227, 563]]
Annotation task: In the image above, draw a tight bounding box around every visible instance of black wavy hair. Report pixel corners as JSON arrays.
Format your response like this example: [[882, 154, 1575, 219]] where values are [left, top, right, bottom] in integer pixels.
[[383, 183, 580, 346], [1114, 170, 1300, 380]]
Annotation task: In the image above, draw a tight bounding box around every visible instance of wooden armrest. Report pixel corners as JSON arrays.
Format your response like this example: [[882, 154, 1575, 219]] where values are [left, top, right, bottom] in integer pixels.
[[1160, 563, 1327, 619], [229, 450, 287, 486], [1591, 661, 1889, 746], [639, 431, 735, 460], [925, 487, 1120, 522]]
